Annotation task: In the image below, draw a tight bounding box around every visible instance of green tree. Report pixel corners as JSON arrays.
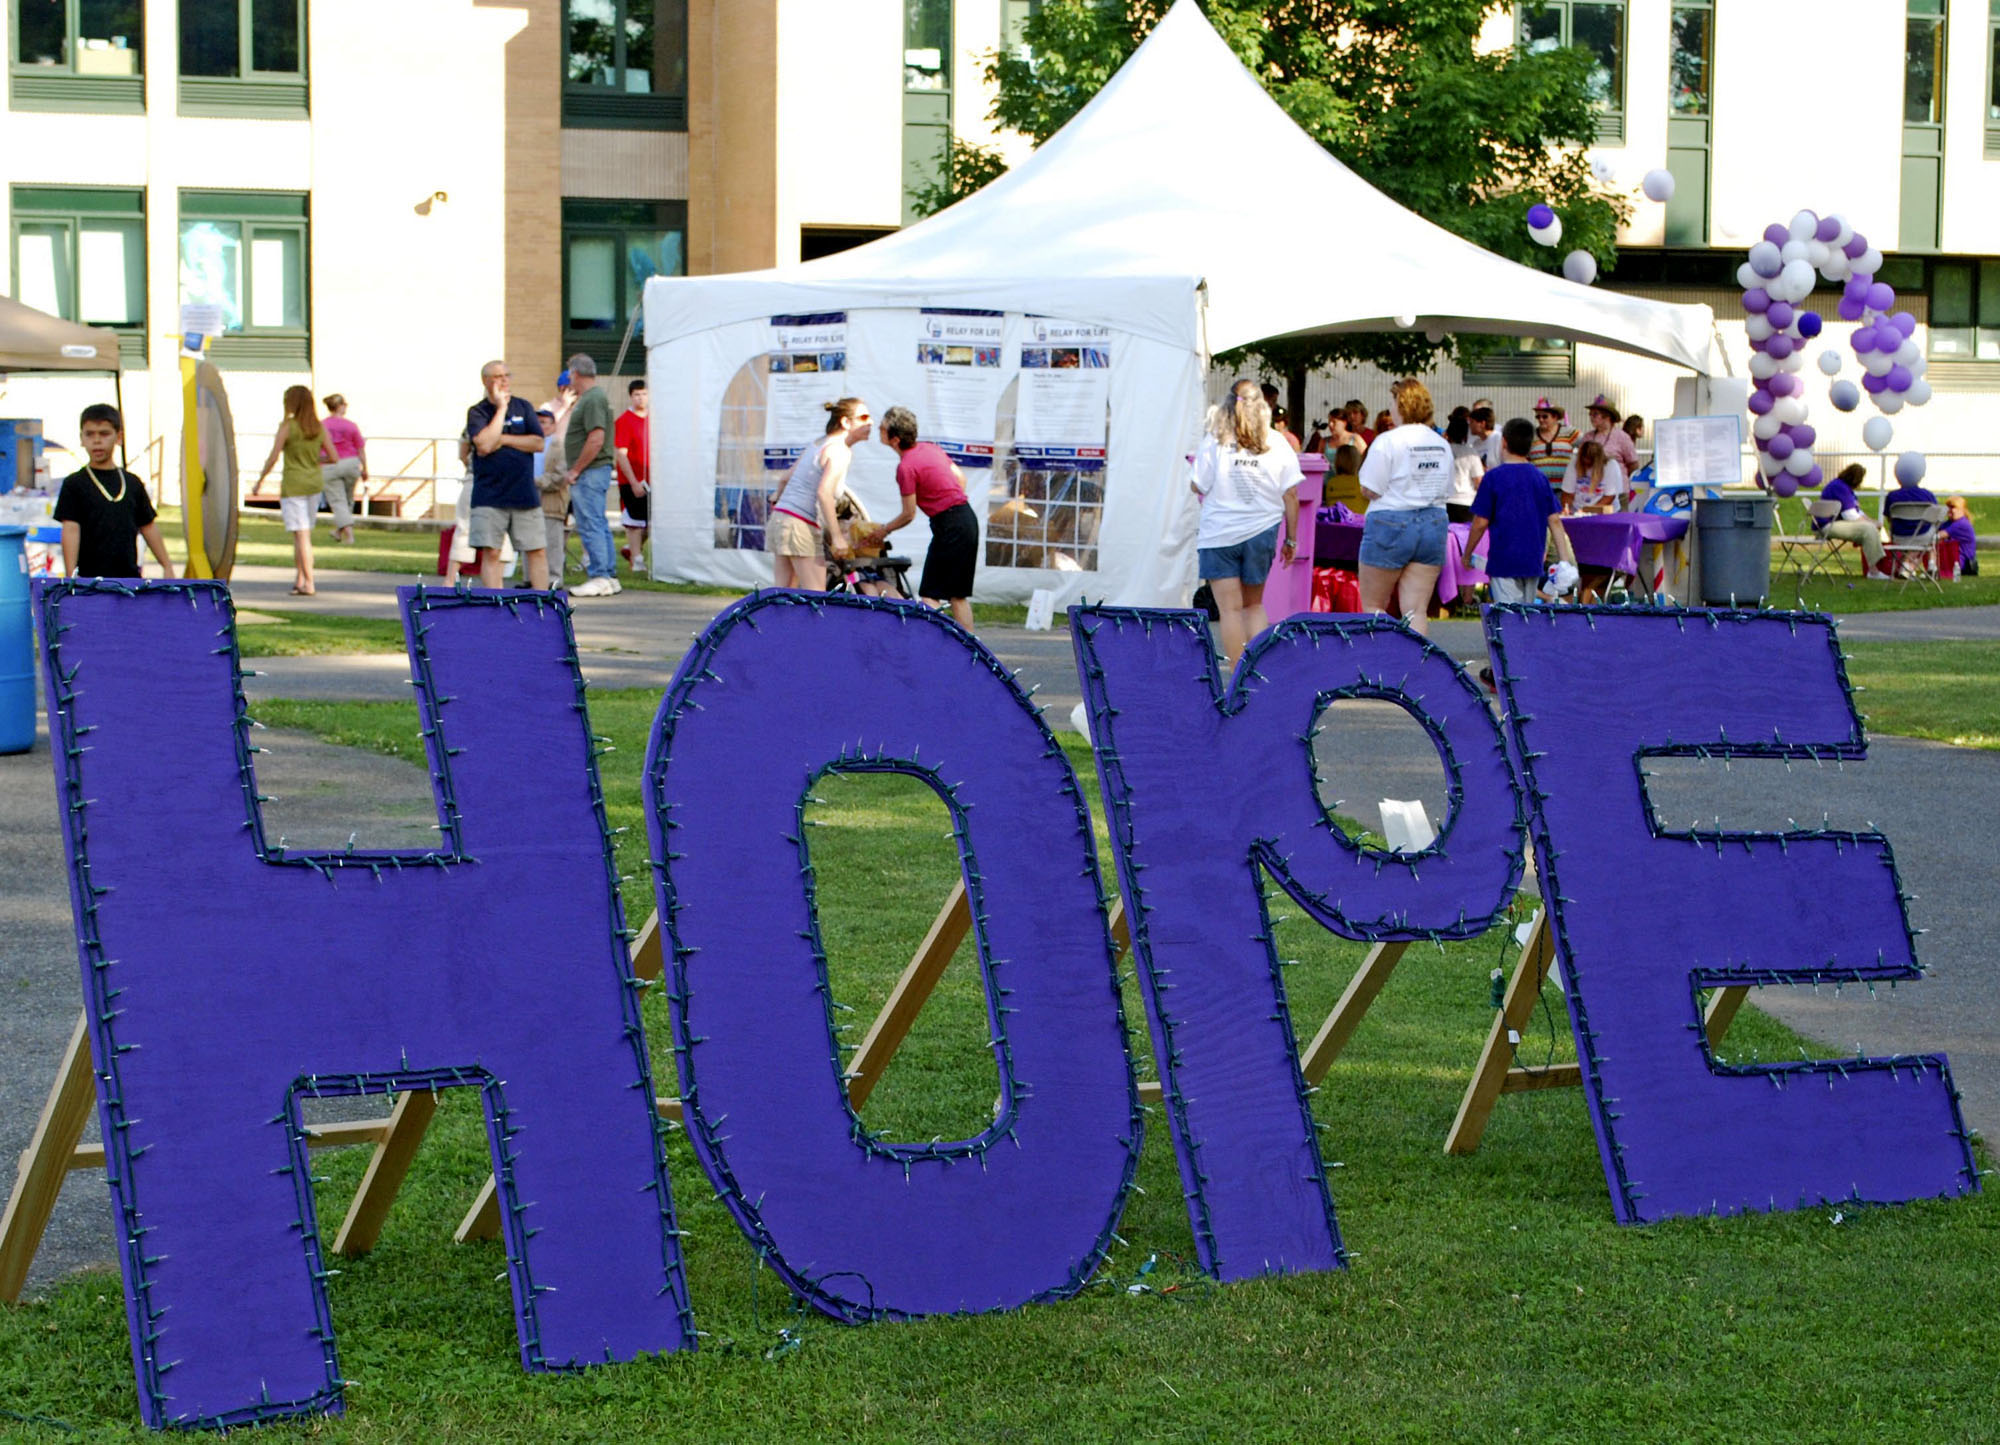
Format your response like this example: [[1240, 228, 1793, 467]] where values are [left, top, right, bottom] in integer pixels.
[[981, 0, 1627, 381], [909, 136, 1013, 220]]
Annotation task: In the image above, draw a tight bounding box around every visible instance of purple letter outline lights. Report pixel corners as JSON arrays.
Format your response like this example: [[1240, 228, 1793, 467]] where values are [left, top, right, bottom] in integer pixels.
[[647, 592, 1141, 1321], [38, 581, 692, 1430], [1071, 611, 1527, 1280], [1486, 605, 1977, 1222]]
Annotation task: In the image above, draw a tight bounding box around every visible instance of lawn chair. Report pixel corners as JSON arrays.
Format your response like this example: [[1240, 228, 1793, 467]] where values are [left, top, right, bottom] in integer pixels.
[[1774, 498, 1835, 580], [1883, 502, 1947, 595]]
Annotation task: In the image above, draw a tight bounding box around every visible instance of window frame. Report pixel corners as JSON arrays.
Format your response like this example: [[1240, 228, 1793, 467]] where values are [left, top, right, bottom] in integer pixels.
[[10, 185, 148, 362], [178, 0, 308, 119], [560, 198, 687, 372], [1459, 336, 1578, 388], [562, 0, 688, 131], [10, 0, 145, 113], [178, 190, 311, 371], [1516, 0, 1628, 144], [1985, 0, 2000, 156]]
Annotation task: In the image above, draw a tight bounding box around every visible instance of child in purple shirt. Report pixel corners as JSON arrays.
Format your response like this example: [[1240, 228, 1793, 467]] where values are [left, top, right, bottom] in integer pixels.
[[1943, 496, 1979, 577]]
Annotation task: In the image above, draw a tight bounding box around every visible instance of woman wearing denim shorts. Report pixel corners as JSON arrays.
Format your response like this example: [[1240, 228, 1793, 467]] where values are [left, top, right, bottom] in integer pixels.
[[1191, 381, 1303, 669], [1357, 380, 1454, 635]]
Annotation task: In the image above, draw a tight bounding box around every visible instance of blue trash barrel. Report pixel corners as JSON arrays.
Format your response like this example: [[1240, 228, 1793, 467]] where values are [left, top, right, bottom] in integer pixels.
[[0, 526, 34, 754]]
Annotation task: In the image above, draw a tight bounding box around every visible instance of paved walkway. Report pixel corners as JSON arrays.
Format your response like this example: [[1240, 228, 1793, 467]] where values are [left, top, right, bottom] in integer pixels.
[[6, 575, 1998, 1293]]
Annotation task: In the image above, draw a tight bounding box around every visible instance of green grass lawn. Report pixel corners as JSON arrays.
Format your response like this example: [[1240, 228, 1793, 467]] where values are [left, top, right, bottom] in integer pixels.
[[5, 701, 1996, 1440], [1845, 641, 2000, 749]]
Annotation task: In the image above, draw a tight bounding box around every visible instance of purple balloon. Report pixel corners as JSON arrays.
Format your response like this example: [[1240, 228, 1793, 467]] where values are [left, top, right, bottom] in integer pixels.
[[1743, 288, 1771, 314], [1890, 311, 1918, 337], [1767, 301, 1795, 329], [1764, 223, 1792, 246], [1853, 327, 1879, 353], [1844, 275, 1870, 299], [1768, 434, 1795, 460], [1766, 335, 1795, 359], [1772, 472, 1801, 498], [1527, 203, 1556, 229], [1863, 371, 1889, 394], [1798, 311, 1823, 338], [1801, 464, 1823, 488], [1838, 297, 1866, 322], [1748, 389, 1775, 414], [1754, 435, 1771, 453], [1867, 283, 1896, 311], [1794, 424, 1817, 449], [1887, 364, 1912, 391], [1815, 216, 1843, 242], [1767, 373, 1795, 398], [1844, 233, 1869, 259]]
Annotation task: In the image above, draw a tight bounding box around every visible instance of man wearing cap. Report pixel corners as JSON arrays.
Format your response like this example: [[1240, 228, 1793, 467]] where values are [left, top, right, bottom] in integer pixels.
[[1527, 399, 1579, 491], [1585, 394, 1639, 474]]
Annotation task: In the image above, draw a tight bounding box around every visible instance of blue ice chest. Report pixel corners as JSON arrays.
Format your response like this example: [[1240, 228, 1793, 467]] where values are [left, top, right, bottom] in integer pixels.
[[0, 526, 34, 754], [0, 419, 46, 494]]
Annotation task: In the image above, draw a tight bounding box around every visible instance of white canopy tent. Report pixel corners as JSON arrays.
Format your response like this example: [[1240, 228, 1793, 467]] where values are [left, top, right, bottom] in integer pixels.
[[644, 0, 1715, 606]]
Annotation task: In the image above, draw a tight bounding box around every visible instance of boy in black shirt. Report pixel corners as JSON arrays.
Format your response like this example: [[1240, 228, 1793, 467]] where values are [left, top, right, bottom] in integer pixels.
[[54, 404, 174, 580]]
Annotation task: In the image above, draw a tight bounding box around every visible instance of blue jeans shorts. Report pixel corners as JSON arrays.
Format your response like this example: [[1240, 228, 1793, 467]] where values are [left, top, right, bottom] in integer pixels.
[[1198, 521, 1282, 585], [1358, 506, 1448, 570]]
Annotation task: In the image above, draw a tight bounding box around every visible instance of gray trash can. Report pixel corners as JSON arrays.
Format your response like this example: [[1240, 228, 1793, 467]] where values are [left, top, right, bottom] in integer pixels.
[[1695, 496, 1774, 607]]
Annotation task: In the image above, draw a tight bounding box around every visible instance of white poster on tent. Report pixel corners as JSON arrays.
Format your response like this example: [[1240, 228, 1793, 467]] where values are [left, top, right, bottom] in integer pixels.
[[915, 308, 1006, 467], [1014, 319, 1112, 464], [762, 311, 849, 472]]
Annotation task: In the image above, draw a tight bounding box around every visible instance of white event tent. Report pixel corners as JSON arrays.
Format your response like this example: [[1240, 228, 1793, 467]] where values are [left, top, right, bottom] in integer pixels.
[[643, 0, 1716, 606]]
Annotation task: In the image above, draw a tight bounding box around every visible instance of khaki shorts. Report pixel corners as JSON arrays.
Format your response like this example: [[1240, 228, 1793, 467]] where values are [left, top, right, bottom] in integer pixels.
[[765, 509, 822, 559], [279, 495, 319, 532], [470, 505, 546, 553]]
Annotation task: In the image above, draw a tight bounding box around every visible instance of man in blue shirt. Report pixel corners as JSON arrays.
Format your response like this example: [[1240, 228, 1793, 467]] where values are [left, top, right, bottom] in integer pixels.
[[461, 360, 548, 589]]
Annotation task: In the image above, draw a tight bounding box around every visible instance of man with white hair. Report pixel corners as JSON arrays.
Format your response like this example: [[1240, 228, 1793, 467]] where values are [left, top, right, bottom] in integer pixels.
[[461, 360, 549, 590], [561, 354, 620, 596]]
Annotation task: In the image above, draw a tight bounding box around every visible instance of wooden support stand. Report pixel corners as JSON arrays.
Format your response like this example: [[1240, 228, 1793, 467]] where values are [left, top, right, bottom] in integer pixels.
[[1444, 911, 1748, 1155]]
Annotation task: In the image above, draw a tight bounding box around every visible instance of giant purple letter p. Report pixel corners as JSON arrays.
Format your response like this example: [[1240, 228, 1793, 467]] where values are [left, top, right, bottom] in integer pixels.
[[1488, 605, 1977, 1222], [38, 582, 691, 1430]]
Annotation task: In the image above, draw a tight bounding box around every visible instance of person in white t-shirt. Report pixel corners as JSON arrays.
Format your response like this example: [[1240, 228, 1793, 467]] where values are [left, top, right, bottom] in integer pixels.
[[1444, 409, 1484, 523], [1192, 381, 1303, 670], [1561, 438, 1628, 514], [1356, 379, 1455, 634]]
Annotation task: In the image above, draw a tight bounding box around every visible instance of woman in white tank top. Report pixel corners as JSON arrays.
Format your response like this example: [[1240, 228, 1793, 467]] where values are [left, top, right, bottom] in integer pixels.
[[767, 397, 872, 590]]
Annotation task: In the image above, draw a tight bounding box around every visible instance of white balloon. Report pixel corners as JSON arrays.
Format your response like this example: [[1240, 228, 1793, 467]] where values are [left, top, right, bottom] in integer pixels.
[[1642, 168, 1676, 202], [1790, 210, 1819, 242], [1529, 218, 1563, 247], [1895, 339, 1922, 366], [1895, 450, 1928, 483], [1745, 314, 1775, 342], [1806, 240, 1830, 268], [1425, 327, 1445, 342], [1780, 239, 1810, 264], [1906, 378, 1934, 406], [1909, 354, 1928, 377], [1562, 249, 1599, 285], [1779, 352, 1805, 373], [1773, 397, 1807, 425], [1737, 262, 1762, 291], [1822, 253, 1852, 283], [1817, 349, 1843, 375], [1748, 241, 1784, 277], [1781, 259, 1817, 297], [1591, 157, 1617, 183], [1748, 351, 1778, 379], [1395, 313, 1416, 328], [1877, 392, 1905, 414], [1830, 379, 1862, 411], [1863, 350, 1895, 377], [1863, 417, 1894, 451], [1785, 449, 1816, 477], [1857, 247, 1884, 276], [1830, 215, 1853, 247], [1753, 412, 1783, 440]]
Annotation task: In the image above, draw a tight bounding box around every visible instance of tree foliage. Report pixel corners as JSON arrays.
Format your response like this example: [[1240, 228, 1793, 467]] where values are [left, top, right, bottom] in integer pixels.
[[981, 0, 1628, 376], [909, 136, 1013, 220]]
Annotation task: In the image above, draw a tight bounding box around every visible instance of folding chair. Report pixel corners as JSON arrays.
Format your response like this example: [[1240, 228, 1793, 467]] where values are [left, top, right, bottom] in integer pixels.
[[1884, 502, 1947, 595], [1775, 498, 1837, 580]]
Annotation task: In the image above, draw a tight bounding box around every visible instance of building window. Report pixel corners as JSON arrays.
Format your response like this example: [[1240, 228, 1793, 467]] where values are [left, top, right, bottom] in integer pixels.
[[562, 199, 685, 372], [1902, 0, 1946, 252], [11, 186, 147, 361], [1985, 0, 2000, 155], [1663, 0, 1713, 246], [1519, 2, 1627, 143], [1460, 337, 1577, 387], [1002, 0, 1041, 54], [563, 0, 687, 130], [179, 191, 310, 370], [1907, 0, 1947, 124], [10, 0, 144, 112], [1929, 259, 2000, 361], [179, 0, 308, 118], [1668, 3, 1710, 115], [903, 0, 953, 221]]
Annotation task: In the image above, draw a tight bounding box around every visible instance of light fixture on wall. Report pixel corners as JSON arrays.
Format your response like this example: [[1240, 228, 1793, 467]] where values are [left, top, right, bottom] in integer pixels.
[[414, 191, 449, 217]]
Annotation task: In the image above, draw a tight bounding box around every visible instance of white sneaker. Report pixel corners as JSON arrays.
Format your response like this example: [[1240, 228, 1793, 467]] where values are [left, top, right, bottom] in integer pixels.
[[569, 576, 613, 597], [607, 577, 623, 595]]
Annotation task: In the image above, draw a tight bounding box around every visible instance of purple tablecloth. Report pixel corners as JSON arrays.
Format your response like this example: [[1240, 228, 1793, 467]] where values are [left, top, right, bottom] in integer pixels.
[[1561, 513, 1690, 575], [1309, 513, 1486, 606]]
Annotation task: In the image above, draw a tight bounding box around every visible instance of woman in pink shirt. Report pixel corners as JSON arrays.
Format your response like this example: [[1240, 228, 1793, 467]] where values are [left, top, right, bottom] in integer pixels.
[[877, 404, 978, 630], [319, 394, 368, 544]]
